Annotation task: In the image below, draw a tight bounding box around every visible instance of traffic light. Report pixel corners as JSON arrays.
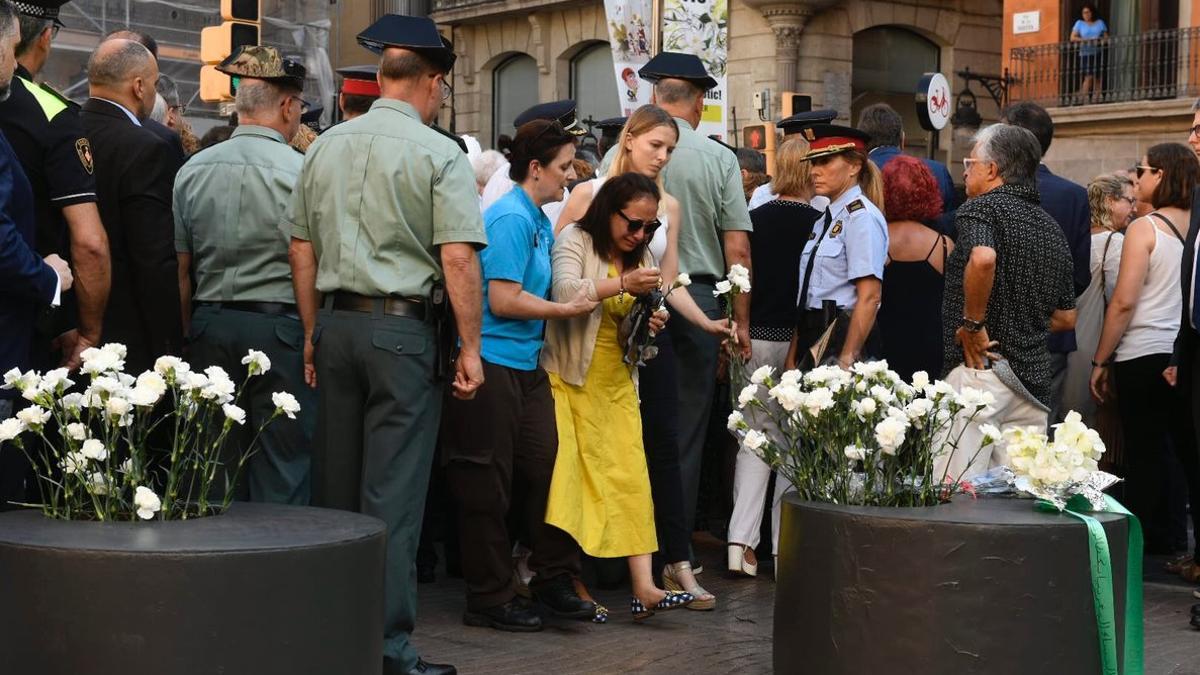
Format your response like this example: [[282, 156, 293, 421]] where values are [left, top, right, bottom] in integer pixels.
[[742, 122, 777, 175], [199, 0, 261, 102], [780, 92, 812, 118]]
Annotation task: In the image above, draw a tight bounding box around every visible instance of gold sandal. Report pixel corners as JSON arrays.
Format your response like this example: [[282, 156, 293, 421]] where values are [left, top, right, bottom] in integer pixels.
[[663, 562, 716, 610]]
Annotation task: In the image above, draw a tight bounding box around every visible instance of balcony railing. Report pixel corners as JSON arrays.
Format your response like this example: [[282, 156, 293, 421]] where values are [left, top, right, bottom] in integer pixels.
[[1009, 26, 1200, 108]]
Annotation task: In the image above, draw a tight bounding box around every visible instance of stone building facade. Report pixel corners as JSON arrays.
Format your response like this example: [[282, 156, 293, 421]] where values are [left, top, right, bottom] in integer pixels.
[[430, 0, 1004, 173]]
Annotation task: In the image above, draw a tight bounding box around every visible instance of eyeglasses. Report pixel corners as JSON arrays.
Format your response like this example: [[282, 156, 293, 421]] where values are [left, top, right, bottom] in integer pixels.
[[49, 24, 60, 40], [1189, 124, 1200, 138], [1118, 195, 1136, 204], [1135, 165, 1160, 178], [169, 104, 187, 116], [962, 157, 990, 171], [616, 210, 662, 236], [288, 96, 310, 114], [439, 77, 452, 102]]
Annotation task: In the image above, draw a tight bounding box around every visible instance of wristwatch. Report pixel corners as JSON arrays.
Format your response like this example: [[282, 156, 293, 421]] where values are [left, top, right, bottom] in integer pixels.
[[961, 316, 986, 333]]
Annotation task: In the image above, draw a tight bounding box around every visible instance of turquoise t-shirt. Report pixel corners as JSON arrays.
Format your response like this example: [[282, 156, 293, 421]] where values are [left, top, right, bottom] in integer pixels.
[[479, 186, 555, 371], [1074, 19, 1107, 56]]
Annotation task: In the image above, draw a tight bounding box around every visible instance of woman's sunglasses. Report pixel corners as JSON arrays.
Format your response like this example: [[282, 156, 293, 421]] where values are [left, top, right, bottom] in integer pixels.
[[617, 210, 662, 235], [1135, 165, 1160, 178]]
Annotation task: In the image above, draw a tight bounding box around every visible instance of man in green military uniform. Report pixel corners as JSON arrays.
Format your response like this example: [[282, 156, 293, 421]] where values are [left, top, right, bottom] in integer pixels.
[[287, 15, 485, 675], [174, 45, 314, 504], [639, 53, 753, 566]]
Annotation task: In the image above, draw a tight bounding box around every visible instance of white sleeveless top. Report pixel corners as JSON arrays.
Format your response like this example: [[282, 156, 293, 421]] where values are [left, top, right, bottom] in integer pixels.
[[588, 176, 669, 265], [1116, 221, 1184, 362]]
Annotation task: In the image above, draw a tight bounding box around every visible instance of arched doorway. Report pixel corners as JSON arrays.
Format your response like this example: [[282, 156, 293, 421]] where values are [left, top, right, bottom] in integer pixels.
[[570, 43, 620, 131], [851, 26, 940, 159], [493, 54, 538, 147]]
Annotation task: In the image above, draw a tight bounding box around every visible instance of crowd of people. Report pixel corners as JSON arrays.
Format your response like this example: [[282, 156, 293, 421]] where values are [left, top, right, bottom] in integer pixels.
[[6, 1, 1200, 672]]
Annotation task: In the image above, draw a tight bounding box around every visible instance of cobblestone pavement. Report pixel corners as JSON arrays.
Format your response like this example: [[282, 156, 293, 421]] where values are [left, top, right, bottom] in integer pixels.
[[411, 539, 1200, 674]]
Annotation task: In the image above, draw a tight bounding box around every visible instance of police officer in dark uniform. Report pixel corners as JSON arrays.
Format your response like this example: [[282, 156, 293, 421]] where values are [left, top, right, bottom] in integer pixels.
[[0, 0, 109, 371]]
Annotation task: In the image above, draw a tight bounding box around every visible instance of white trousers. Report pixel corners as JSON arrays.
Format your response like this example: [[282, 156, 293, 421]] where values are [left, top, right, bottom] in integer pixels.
[[935, 365, 1049, 481], [727, 339, 792, 553]]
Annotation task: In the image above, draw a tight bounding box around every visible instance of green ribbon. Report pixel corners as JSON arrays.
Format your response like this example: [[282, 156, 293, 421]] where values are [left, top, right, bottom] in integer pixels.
[[1037, 495, 1143, 675]]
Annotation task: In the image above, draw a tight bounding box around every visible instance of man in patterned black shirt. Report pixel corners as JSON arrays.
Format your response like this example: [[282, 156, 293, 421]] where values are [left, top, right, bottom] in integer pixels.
[[937, 123, 1077, 479]]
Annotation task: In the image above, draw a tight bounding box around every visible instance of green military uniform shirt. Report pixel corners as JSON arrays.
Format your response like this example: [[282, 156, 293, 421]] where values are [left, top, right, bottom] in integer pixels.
[[660, 118, 752, 277], [174, 125, 302, 304], [286, 99, 486, 298]]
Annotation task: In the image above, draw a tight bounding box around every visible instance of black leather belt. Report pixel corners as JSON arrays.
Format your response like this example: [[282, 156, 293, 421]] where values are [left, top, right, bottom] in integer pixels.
[[689, 274, 719, 286], [331, 292, 426, 320], [197, 301, 299, 319]]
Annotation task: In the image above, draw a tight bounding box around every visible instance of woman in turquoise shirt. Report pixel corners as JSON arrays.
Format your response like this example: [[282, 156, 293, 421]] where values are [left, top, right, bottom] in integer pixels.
[[1071, 3, 1108, 104], [439, 119, 600, 633]]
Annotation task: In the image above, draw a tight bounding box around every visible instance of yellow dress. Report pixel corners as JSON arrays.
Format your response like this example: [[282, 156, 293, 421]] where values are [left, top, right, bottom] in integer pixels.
[[545, 265, 658, 558]]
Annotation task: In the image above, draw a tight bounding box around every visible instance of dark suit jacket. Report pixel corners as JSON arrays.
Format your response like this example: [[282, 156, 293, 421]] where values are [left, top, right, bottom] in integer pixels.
[[1175, 187, 1200, 391], [145, 118, 186, 169], [868, 145, 959, 236], [0, 131, 57, 396], [1036, 164, 1091, 353], [80, 98, 182, 373]]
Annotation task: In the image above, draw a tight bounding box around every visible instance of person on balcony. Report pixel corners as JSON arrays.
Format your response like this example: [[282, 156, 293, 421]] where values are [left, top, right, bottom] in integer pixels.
[[1070, 3, 1108, 104]]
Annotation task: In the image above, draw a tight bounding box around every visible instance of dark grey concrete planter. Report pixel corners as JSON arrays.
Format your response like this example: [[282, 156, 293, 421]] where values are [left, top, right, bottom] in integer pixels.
[[774, 495, 1130, 674], [0, 502, 386, 675]]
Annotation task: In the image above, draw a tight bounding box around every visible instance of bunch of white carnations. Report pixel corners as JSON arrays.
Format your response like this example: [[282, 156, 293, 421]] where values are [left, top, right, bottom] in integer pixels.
[[729, 360, 999, 507], [1001, 411, 1114, 510], [1, 344, 300, 521]]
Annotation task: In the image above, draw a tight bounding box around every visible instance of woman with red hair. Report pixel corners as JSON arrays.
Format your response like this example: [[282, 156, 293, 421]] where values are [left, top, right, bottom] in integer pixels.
[[877, 155, 954, 380]]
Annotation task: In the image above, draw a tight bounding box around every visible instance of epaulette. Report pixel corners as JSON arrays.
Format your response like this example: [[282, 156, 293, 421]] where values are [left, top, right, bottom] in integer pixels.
[[847, 199, 865, 213], [431, 124, 468, 154], [38, 82, 78, 110]]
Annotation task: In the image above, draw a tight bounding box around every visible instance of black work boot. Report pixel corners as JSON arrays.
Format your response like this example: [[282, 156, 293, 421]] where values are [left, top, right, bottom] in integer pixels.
[[530, 575, 595, 619], [462, 598, 542, 632]]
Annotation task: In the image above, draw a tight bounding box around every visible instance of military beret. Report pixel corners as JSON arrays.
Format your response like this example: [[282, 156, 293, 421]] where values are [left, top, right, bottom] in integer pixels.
[[638, 52, 717, 91], [357, 14, 456, 73]]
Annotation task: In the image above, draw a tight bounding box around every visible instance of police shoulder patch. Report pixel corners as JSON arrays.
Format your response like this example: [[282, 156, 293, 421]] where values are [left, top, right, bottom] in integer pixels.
[[75, 138, 94, 175], [847, 199, 865, 213]]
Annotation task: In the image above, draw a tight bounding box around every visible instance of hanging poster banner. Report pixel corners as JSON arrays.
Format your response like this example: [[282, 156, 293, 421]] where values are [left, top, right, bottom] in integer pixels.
[[603, 0, 654, 117], [662, 0, 729, 139]]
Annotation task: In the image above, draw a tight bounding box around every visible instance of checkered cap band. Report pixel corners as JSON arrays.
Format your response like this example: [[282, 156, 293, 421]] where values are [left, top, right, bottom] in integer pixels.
[[11, 2, 58, 19]]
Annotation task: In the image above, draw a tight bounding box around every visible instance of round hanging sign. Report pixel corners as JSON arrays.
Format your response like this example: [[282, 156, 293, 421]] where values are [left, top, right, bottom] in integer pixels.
[[916, 72, 951, 131]]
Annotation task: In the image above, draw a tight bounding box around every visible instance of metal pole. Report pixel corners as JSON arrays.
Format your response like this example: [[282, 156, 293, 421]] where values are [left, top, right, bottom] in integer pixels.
[[651, 0, 661, 55]]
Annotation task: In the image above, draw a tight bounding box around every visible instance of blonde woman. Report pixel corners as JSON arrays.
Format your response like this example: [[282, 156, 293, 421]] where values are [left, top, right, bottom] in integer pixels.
[[1061, 173, 1131, 425], [557, 104, 729, 610], [727, 138, 824, 576]]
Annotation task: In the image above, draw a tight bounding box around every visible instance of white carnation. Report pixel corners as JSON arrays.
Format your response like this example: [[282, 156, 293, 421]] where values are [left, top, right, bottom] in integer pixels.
[[0, 418, 26, 443], [127, 386, 161, 408], [737, 384, 759, 408], [65, 422, 87, 441], [727, 410, 744, 431], [15, 405, 50, 428], [852, 397, 877, 420], [844, 445, 867, 461], [674, 273, 691, 287], [88, 472, 109, 495], [712, 280, 732, 296], [750, 365, 775, 385], [803, 387, 835, 417], [60, 451, 87, 475], [911, 371, 930, 390], [742, 429, 767, 451], [979, 424, 1003, 445], [80, 438, 108, 461], [241, 349, 272, 376], [80, 345, 124, 375], [874, 416, 908, 454], [105, 396, 132, 418], [133, 486, 162, 520], [271, 391, 301, 419], [223, 403, 246, 425], [153, 356, 190, 380]]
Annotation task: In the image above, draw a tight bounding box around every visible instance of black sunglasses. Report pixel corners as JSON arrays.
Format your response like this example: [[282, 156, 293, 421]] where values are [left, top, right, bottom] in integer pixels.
[[616, 210, 662, 235], [1135, 165, 1160, 178]]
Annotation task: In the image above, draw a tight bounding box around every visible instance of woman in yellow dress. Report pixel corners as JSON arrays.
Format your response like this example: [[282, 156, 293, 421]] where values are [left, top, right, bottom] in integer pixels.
[[541, 172, 695, 620]]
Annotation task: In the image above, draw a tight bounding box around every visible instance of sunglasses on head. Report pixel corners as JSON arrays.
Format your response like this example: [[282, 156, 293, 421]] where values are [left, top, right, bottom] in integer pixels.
[[616, 210, 662, 235]]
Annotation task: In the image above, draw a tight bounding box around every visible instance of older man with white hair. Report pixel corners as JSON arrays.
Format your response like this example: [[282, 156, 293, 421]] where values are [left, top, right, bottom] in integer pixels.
[[937, 123, 1077, 480], [173, 45, 315, 505]]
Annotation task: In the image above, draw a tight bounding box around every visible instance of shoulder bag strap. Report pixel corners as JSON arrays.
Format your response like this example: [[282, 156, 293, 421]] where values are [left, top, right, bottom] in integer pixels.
[[1149, 211, 1186, 245], [1100, 231, 1116, 310]]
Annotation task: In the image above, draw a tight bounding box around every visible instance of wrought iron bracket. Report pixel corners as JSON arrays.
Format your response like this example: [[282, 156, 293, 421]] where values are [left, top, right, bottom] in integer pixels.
[[955, 67, 1013, 108]]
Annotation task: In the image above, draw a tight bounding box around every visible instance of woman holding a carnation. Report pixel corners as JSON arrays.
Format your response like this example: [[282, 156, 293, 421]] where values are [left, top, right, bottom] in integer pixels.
[[438, 120, 601, 633], [1090, 143, 1200, 564], [543, 173, 695, 619], [557, 105, 729, 609], [785, 124, 888, 371], [726, 138, 823, 577]]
